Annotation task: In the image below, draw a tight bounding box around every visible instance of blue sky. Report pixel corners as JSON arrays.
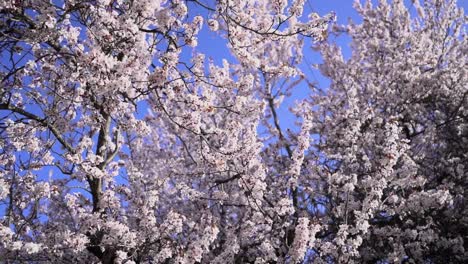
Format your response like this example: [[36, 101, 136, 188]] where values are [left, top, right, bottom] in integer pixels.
[[186, 0, 364, 132], [185, 0, 466, 131]]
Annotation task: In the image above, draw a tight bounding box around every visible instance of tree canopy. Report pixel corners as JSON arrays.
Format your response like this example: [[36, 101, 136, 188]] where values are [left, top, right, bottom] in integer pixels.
[[0, 0, 466, 263]]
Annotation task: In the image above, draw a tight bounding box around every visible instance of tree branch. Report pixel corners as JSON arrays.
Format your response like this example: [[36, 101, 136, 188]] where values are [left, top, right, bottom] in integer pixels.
[[0, 103, 75, 153]]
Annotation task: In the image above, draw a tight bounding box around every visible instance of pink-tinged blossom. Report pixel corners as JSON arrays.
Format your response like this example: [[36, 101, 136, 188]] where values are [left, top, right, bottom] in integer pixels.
[[207, 19, 219, 31], [0, 179, 9, 200], [23, 242, 41, 255], [289, 217, 310, 263]]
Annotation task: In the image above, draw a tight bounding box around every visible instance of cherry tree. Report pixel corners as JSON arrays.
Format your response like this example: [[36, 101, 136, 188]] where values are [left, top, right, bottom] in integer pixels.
[[0, 0, 334, 263], [1, 0, 466, 263], [306, 0, 467, 262]]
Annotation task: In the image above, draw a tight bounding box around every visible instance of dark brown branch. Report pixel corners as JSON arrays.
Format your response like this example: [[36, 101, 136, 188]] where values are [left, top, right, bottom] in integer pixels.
[[0, 103, 75, 153]]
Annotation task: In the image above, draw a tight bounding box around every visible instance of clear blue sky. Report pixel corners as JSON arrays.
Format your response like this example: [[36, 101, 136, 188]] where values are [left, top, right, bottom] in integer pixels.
[[190, 0, 467, 131], [186, 0, 362, 131]]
